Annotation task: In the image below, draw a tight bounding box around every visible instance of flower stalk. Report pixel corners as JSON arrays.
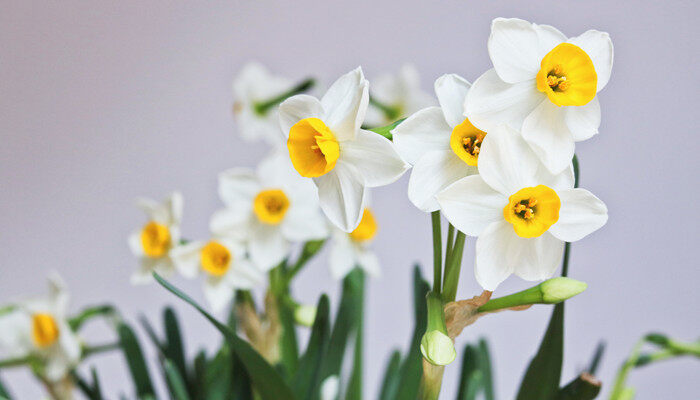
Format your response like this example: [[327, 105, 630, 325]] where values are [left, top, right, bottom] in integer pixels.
[[421, 292, 456, 366], [253, 78, 315, 116], [478, 277, 587, 313]]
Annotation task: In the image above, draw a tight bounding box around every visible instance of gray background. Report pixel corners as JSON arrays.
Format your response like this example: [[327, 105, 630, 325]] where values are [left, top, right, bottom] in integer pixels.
[[1, 0, 698, 398]]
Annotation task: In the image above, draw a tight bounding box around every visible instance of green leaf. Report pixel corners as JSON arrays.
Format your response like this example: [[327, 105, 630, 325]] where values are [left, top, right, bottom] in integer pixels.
[[586, 342, 605, 375], [292, 295, 331, 399], [555, 373, 601, 400], [478, 339, 495, 400], [163, 307, 190, 394], [345, 270, 366, 400], [72, 369, 104, 400], [394, 265, 430, 400], [191, 350, 207, 399], [153, 273, 296, 400], [457, 344, 482, 400], [117, 322, 156, 398], [378, 351, 402, 400], [516, 303, 564, 400], [231, 348, 253, 400], [277, 291, 300, 377], [164, 359, 191, 400], [368, 118, 406, 141], [0, 374, 10, 399], [204, 346, 232, 400], [68, 305, 116, 331]]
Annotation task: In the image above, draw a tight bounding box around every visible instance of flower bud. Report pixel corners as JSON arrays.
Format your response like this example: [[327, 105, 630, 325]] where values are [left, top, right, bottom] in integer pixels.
[[293, 304, 317, 327], [420, 330, 456, 366], [540, 277, 588, 304]]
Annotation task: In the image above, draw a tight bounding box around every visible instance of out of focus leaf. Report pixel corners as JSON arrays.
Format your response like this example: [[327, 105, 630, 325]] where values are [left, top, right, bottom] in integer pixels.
[[72, 369, 104, 400], [163, 307, 189, 393], [457, 344, 482, 400], [0, 374, 10, 399], [378, 350, 402, 400], [153, 273, 295, 400], [231, 348, 253, 400], [368, 118, 405, 140], [478, 338, 495, 400], [345, 270, 366, 400], [204, 346, 232, 400], [68, 305, 116, 331], [586, 342, 605, 375], [117, 322, 156, 398], [191, 350, 207, 399], [292, 295, 331, 399], [555, 373, 601, 400], [164, 359, 191, 400]]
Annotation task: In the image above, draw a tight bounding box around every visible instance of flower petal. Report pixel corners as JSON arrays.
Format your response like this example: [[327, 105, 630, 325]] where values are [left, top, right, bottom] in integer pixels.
[[488, 18, 541, 83], [170, 241, 205, 279], [478, 124, 540, 195], [281, 203, 329, 242], [565, 96, 601, 142], [321, 67, 369, 141], [464, 69, 543, 132], [314, 162, 367, 232], [209, 208, 251, 239], [278, 94, 324, 138], [218, 168, 259, 207], [392, 107, 452, 165], [409, 150, 476, 212], [521, 99, 575, 174], [474, 221, 517, 290], [166, 192, 184, 226], [568, 30, 614, 91], [249, 224, 289, 271], [534, 163, 575, 191], [357, 249, 381, 277], [434, 74, 471, 127], [226, 259, 264, 289], [533, 24, 567, 59], [203, 277, 234, 314], [329, 233, 357, 280], [549, 188, 608, 242], [340, 129, 408, 187], [128, 230, 144, 257], [512, 232, 564, 281], [436, 175, 506, 236]]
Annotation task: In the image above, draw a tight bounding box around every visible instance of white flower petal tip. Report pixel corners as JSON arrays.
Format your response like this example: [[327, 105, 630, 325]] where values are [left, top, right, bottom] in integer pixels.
[[550, 188, 608, 242], [434, 73, 472, 127]]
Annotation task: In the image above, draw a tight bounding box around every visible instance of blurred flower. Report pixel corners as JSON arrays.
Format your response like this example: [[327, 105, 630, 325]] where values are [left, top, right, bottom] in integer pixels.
[[329, 208, 380, 280], [364, 64, 435, 127], [128, 192, 183, 284], [170, 237, 263, 313], [210, 151, 329, 271], [279, 67, 409, 232], [392, 74, 482, 212], [436, 125, 607, 290], [465, 17, 613, 173], [0, 274, 81, 382]]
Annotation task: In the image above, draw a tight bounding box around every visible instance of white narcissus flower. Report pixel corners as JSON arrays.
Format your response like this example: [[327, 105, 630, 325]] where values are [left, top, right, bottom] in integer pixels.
[[128, 192, 183, 284], [392, 74, 483, 212], [364, 64, 435, 127], [0, 274, 81, 382], [278, 67, 409, 232], [232, 62, 294, 145], [465, 18, 613, 173], [170, 238, 263, 313], [436, 125, 608, 291], [210, 151, 329, 271], [329, 208, 381, 280]]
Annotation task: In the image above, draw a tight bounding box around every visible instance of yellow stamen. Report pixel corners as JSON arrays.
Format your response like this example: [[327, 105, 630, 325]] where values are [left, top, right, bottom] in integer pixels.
[[32, 313, 59, 348], [449, 118, 487, 167], [287, 118, 340, 177], [350, 209, 378, 242], [503, 185, 561, 238], [536, 43, 597, 107], [253, 189, 290, 225], [200, 241, 232, 277], [140, 221, 171, 258]]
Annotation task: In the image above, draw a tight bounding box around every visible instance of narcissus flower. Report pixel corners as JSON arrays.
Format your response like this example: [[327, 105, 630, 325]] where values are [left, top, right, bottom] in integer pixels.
[[436, 125, 607, 290], [465, 18, 613, 173], [364, 64, 435, 127], [279, 67, 409, 232], [170, 238, 263, 313], [128, 192, 183, 284], [329, 207, 381, 280], [0, 274, 81, 382], [210, 151, 329, 271], [232, 62, 294, 145], [393, 74, 483, 212]]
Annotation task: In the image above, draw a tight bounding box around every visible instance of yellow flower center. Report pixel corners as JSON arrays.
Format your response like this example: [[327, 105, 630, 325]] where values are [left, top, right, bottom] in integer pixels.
[[350, 209, 378, 242], [140, 221, 171, 258], [253, 189, 290, 224], [449, 118, 486, 167], [287, 118, 340, 177], [536, 43, 597, 107], [32, 313, 59, 348], [503, 185, 561, 238], [200, 241, 232, 277]]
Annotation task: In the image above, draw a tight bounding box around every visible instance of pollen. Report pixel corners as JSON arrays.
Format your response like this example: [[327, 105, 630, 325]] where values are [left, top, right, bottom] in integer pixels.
[[140, 221, 171, 258], [32, 313, 59, 348], [253, 189, 291, 225], [200, 241, 232, 277]]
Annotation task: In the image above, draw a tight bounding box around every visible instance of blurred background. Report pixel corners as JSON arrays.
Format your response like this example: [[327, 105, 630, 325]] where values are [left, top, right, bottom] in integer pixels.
[[1, 0, 698, 398]]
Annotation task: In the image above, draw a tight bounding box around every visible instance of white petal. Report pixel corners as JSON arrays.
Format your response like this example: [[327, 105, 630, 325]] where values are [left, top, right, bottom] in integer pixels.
[[533, 24, 567, 59], [57, 321, 81, 365], [488, 18, 541, 83], [340, 129, 408, 187], [281, 203, 329, 242], [392, 107, 452, 165], [357, 249, 381, 278], [314, 162, 367, 232], [408, 150, 476, 212], [166, 192, 184, 225], [257, 149, 304, 188], [474, 221, 516, 290], [512, 232, 564, 281], [226, 259, 264, 289], [209, 208, 252, 239], [278, 94, 324, 137], [436, 175, 506, 236], [478, 124, 540, 195], [521, 99, 575, 174], [320, 375, 340, 400], [128, 230, 144, 257], [0, 311, 32, 357], [249, 223, 289, 271], [218, 168, 259, 207], [464, 69, 543, 132], [321, 67, 369, 141], [130, 259, 158, 285], [329, 234, 357, 280], [170, 241, 204, 279], [203, 277, 234, 314], [534, 163, 575, 191], [549, 188, 608, 242], [134, 197, 162, 220], [565, 97, 601, 142], [434, 74, 471, 127], [568, 30, 614, 91]]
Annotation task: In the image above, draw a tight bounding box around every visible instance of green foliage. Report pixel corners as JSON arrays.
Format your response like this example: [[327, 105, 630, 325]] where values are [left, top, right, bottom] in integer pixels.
[[72, 368, 104, 400], [117, 322, 156, 398], [0, 374, 9, 400], [378, 350, 402, 400], [292, 295, 331, 400], [456, 339, 494, 400], [345, 270, 366, 400]]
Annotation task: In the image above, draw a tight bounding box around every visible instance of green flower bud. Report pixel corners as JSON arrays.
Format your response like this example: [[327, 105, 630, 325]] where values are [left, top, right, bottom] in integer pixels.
[[540, 277, 588, 304], [420, 330, 456, 366]]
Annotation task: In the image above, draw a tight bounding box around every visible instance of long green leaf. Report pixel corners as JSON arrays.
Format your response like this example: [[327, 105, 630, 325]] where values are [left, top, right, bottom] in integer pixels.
[[68, 305, 116, 331], [378, 351, 402, 400], [163, 307, 190, 394], [555, 373, 601, 400], [345, 270, 366, 400], [191, 350, 207, 399], [231, 347, 253, 400], [204, 346, 232, 400], [164, 359, 191, 400], [586, 342, 605, 375], [394, 265, 430, 400], [277, 294, 300, 377], [457, 345, 482, 400], [478, 338, 495, 400], [153, 273, 296, 400], [117, 322, 156, 398], [292, 295, 331, 399], [0, 374, 10, 399]]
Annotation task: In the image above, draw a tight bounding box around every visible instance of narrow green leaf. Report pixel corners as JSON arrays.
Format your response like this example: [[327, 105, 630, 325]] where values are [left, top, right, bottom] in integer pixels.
[[138, 315, 166, 354], [163, 307, 189, 393], [394, 265, 430, 400], [368, 118, 406, 140], [0, 374, 10, 399], [68, 305, 116, 331], [71, 370, 103, 400], [457, 345, 482, 400], [345, 270, 366, 400], [231, 348, 253, 400], [277, 292, 300, 377], [90, 368, 103, 399], [555, 373, 601, 400], [292, 295, 331, 400], [378, 351, 402, 400], [191, 350, 207, 399], [204, 346, 232, 400], [117, 322, 156, 398], [153, 273, 296, 400], [478, 338, 495, 400], [164, 359, 191, 400], [586, 342, 605, 375]]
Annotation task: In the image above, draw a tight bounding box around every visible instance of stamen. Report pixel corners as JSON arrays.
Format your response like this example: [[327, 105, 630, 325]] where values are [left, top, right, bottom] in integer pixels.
[[461, 137, 472, 147], [547, 75, 560, 87], [527, 198, 537, 207], [514, 204, 527, 213], [523, 209, 534, 220], [557, 81, 570, 91], [552, 64, 563, 75]]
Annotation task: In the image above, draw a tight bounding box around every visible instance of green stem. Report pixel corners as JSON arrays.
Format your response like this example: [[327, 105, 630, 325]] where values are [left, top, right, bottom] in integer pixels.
[[478, 286, 544, 313], [561, 242, 571, 277], [445, 224, 455, 267], [368, 118, 406, 141], [83, 342, 121, 358], [609, 339, 645, 399], [431, 211, 443, 294], [253, 78, 315, 115], [0, 355, 34, 368], [369, 96, 401, 121], [442, 232, 466, 302]]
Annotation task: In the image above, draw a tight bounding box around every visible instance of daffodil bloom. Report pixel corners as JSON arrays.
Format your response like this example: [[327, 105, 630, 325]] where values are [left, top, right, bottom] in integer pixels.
[[232, 62, 295, 145], [279, 67, 409, 232], [170, 238, 263, 313], [0, 274, 81, 382], [436, 125, 608, 290], [393, 74, 483, 212], [465, 18, 613, 173], [329, 208, 381, 280], [128, 192, 183, 284], [363, 64, 435, 127], [210, 151, 329, 271]]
